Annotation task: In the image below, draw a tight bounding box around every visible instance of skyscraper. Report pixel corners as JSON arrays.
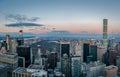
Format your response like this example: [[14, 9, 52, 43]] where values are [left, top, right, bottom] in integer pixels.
[[17, 30, 24, 46], [97, 47, 106, 62], [83, 43, 89, 62], [49, 51, 57, 69], [102, 19, 109, 65], [103, 19, 108, 47], [60, 41, 71, 77], [6, 34, 11, 51], [0, 63, 8, 77], [11, 38, 18, 53], [17, 46, 32, 67], [1, 41, 7, 52], [34, 46, 42, 65], [89, 45, 97, 61], [104, 65, 118, 77], [87, 61, 106, 77], [61, 54, 70, 77], [60, 42, 70, 58], [108, 50, 120, 65], [71, 56, 81, 77]]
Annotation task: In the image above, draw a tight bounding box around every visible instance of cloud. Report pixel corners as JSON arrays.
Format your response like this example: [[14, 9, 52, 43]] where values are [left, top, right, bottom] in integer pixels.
[[28, 17, 40, 22], [6, 14, 40, 22], [5, 22, 44, 27], [5, 14, 45, 27]]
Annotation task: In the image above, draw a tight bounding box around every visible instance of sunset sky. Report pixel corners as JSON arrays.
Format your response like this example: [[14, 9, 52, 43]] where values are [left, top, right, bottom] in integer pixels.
[[0, 0, 120, 34]]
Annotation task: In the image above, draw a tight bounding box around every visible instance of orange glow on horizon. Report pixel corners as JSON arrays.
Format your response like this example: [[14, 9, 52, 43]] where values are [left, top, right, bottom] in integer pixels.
[[0, 23, 120, 34]]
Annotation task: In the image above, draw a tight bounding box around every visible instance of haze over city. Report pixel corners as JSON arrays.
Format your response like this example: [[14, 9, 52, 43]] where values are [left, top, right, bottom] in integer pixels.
[[0, 0, 120, 34], [1, 0, 120, 77]]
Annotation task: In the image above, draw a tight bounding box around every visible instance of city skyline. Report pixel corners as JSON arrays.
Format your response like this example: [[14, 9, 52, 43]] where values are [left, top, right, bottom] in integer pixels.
[[0, 0, 120, 34]]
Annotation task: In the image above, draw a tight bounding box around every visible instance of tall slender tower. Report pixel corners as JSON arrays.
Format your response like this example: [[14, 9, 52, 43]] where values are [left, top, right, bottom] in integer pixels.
[[6, 34, 10, 50], [19, 30, 23, 38], [103, 19, 108, 47], [18, 30, 24, 46]]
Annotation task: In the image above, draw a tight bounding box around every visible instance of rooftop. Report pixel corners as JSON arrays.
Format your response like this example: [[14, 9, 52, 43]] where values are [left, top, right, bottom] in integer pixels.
[[105, 65, 118, 70], [88, 61, 105, 67], [0, 52, 17, 56], [28, 64, 42, 69], [13, 64, 47, 76]]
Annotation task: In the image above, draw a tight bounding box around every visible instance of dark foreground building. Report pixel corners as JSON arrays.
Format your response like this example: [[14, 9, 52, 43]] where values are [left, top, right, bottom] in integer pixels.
[[17, 46, 32, 67]]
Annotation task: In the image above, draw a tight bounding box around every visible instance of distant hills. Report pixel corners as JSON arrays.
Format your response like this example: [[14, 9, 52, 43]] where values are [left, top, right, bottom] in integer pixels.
[[37, 31, 120, 40], [0, 32, 35, 40], [0, 31, 120, 41]]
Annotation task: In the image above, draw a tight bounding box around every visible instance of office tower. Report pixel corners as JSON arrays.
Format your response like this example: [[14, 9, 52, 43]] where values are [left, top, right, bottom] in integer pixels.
[[108, 37, 116, 50], [43, 58, 49, 70], [11, 38, 18, 53], [0, 63, 8, 77], [71, 56, 81, 77], [80, 63, 87, 77], [0, 52, 18, 77], [61, 54, 70, 77], [103, 19, 108, 47], [0, 47, 6, 52], [83, 43, 89, 62], [116, 43, 120, 52], [1, 41, 7, 51], [12, 64, 47, 77], [17, 30, 24, 46], [6, 34, 11, 50], [71, 40, 83, 62], [102, 51, 109, 66], [71, 40, 76, 55], [0, 52, 18, 69], [104, 65, 118, 77], [17, 46, 32, 67], [102, 19, 109, 65], [109, 50, 120, 65], [60, 42, 70, 58], [116, 56, 120, 67], [73, 42, 83, 57], [87, 61, 106, 77], [87, 55, 93, 63], [18, 57, 25, 67], [89, 45, 97, 61], [116, 56, 120, 75], [97, 47, 106, 62], [34, 46, 43, 65], [111, 37, 116, 48], [49, 51, 57, 69], [60, 41, 70, 77]]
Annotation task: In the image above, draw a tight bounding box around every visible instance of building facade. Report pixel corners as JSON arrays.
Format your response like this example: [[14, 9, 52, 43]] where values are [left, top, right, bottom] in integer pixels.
[[12, 64, 47, 77], [87, 61, 106, 77], [89, 45, 97, 61], [17, 46, 32, 67], [83, 43, 89, 62], [103, 19, 108, 47], [71, 56, 81, 77], [104, 65, 118, 77]]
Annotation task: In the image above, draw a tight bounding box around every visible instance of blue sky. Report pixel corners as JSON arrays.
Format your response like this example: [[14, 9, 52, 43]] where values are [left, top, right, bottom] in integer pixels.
[[0, 0, 120, 34]]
